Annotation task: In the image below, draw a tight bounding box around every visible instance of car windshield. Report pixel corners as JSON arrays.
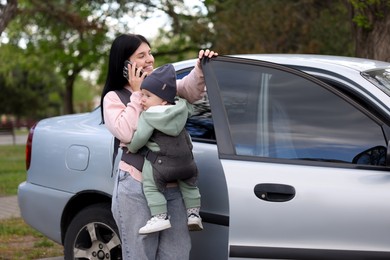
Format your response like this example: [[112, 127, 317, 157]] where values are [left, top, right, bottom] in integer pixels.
[[362, 68, 390, 96]]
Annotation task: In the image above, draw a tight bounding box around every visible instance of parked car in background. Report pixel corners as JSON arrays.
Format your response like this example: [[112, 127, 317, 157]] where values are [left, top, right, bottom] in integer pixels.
[[19, 54, 390, 259]]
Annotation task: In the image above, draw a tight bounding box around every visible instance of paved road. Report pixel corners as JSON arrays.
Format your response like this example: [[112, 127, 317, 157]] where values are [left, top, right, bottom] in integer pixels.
[[0, 134, 28, 145], [0, 195, 20, 220]]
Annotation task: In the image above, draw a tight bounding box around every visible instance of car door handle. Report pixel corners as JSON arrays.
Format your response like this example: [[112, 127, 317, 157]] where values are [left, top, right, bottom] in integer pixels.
[[254, 183, 295, 202]]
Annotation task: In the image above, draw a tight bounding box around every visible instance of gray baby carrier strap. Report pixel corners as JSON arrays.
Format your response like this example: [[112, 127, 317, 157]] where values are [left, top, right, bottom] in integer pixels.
[[146, 129, 198, 192], [112, 88, 145, 172]]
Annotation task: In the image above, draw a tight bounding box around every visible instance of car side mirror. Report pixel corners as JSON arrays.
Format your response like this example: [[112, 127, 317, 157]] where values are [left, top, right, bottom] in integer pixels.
[[352, 145, 387, 166]]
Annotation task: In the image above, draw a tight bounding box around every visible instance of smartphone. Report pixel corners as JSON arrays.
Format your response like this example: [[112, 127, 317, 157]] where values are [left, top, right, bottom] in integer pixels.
[[123, 60, 145, 80]]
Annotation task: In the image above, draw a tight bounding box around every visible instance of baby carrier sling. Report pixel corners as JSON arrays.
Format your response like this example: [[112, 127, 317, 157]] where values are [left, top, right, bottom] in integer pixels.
[[112, 88, 198, 191], [145, 128, 198, 192], [112, 88, 144, 173]]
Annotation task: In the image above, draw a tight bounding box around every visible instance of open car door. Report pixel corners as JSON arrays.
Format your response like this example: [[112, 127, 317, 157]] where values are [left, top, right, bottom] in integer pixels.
[[201, 56, 390, 259]]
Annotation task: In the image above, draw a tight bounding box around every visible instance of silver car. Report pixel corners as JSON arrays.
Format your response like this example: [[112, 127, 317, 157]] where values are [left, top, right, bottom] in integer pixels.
[[18, 54, 390, 259]]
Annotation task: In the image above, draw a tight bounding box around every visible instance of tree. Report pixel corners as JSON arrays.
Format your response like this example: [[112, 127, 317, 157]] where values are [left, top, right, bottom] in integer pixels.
[[4, 0, 389, 117], [0, 0, 18, 35], [0, 44, 61, 119], [348, 0, 390, 61], [3, 0, 210, 115], [132, 0, 211, 65], [4, 0, 122, 114], [202, 0, 354, 56]]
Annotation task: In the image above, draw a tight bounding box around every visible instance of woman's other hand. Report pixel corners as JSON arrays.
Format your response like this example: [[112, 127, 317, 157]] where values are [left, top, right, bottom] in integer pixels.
[[198, 49, 218, 59], [197, 49, 218, 69]]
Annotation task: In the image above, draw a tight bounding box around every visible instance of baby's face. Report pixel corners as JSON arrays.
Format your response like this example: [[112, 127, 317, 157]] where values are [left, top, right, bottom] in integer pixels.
[[140, 89, 167, 110]]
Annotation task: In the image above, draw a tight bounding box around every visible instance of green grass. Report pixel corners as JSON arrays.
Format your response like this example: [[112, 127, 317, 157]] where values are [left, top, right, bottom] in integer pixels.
[[0, 144, 63, 259], [0, 218, 63, 259], [0, 145, 26, 196]]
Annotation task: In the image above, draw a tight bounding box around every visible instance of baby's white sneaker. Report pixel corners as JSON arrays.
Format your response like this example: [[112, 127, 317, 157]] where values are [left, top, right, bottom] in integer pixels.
[[139, 215, 171, 234], [188, 213, 203, 231]]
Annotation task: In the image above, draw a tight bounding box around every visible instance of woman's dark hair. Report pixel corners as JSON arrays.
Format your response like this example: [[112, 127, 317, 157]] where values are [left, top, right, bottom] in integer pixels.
[[100, 34, 151, 123]]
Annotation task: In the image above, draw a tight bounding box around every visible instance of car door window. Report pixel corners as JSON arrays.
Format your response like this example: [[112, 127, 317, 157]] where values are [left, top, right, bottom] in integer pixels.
[[212, 61, 387, 165], [177, 68, 216, 142]]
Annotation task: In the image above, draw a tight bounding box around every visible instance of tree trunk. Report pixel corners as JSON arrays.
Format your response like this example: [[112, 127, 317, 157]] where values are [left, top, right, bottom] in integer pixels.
[[64, 74, 76, 114], [348, 0, 390, 62], [0, 0, 18, 35]]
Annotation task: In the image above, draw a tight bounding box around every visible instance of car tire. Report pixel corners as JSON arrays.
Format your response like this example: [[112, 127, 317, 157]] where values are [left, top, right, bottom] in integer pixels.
[[63, 203, 122, 260]]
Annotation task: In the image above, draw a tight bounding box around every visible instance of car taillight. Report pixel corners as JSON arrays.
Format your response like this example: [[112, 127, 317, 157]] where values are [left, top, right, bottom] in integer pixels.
[[26, 123, 36, 170]]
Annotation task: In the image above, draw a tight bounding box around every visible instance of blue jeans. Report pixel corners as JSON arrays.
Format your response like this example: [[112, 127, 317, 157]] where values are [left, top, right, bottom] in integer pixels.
[[112, 169, 191, 260]]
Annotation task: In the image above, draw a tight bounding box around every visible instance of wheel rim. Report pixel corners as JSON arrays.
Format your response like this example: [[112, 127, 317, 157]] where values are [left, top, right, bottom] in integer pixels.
[[73, 221, 121, 260]]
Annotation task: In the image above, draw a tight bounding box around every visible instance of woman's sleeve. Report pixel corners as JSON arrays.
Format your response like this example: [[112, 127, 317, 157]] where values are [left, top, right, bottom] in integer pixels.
[[103, 91, 144, 143], [176, 59, 206, 104], [127, 114, 154, 153]]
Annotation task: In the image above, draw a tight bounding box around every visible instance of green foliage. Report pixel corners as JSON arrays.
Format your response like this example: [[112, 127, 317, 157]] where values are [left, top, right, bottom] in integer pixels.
[[350, 0, 375, 29], [0, 44, 62, 118], [2, 0, 389, 117], [4, 0, 126, 114], [204, 0, 354, 56], [74, 75, 101, 112], [349, 0, 390, 29], [308, 2, 354, 56]]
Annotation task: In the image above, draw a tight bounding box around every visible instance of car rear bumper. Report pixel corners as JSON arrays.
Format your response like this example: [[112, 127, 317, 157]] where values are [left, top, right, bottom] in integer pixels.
[[18, 181, 74, 244]]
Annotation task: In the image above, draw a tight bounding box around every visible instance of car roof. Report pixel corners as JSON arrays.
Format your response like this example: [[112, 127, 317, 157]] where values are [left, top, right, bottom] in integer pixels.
[[172, 54, 390, 73], [172, 54, 390, 116], [234, 54, 390, 72]]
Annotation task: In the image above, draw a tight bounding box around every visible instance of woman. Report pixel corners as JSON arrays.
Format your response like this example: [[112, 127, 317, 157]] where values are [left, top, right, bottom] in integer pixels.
[[100, 33, 217, 260]]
